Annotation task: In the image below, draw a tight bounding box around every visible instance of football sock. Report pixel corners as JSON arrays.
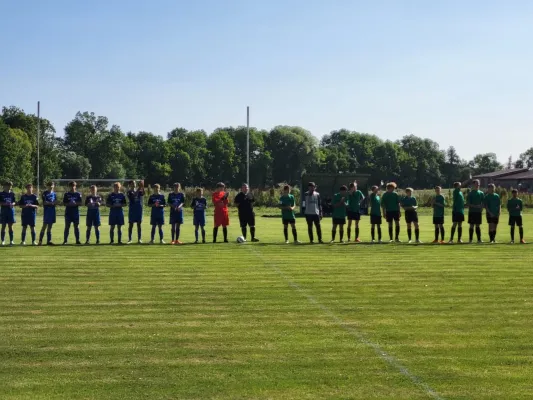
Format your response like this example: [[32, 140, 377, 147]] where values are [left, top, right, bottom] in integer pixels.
[[511, 226, 515, 241], [137, 223, 142, 240], [307, 222, 314, 242], [395, 225, 400, 240], [117, 227, 122, 242], [450, 226, 456, 240], [151, 226, 156, 241], [30, 227, 35, 243], [223, 227, 228, 241], [355, 227, 360, 239], [519, 227, 524, 240], [475, 226, 481, 241], [407, 228, 412, 241], [339, 228, 344, 242], [332, 228, 336, 241], [86, 227, 91, 242], [292, 228, 298, 241], [371, 226, 375, 240], [213, 227, 218, 242], [316, 223, 322, 241], [388, 225, 393, 240], [158, 226, 164, 240], [469, 227, 474, 241], [434, 227, 439, 241], [175, 225, 180, 240], [128, 225, 133, 241], [39, 228, 45, 243], [110, 226, 115, 242], [250, 227, 255, 240], [378, 226, 382, 241], [9, 229, 13, 242], [458, 226, 462, 241], [171, 225, 176, 241], [95, 227, 100, 241], [74, 225, 80, 242], [47, 229, 52, 243], [195, 227, 199, 241], [21, 226, 27, 242], [201, 228, 206, 241], [64, 223, 70, 243], [415, 229, 420, 241], [1, 227, 4, 242], [440, 226, 445, 241], [241, 226, 247, 239], [283, 227, 289, 241], [347, 227, 351, 240]]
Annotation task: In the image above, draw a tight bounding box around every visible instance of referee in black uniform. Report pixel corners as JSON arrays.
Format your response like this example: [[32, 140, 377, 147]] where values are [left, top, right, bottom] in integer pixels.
[[234, 183, 259, 242]]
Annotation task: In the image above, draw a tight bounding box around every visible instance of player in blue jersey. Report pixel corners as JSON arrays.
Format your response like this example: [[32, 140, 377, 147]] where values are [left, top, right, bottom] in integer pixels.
[[107, 182, 127, 244], [191, 187, 207, 243], [148, 184, 166, 244], [168, 182, 185, 244], [127, 180, 145, 244], [85, 185, 102, 244], [0, 181, 16, 246], [18, 184, 39, 245], [63, 181, 83, 245], [39, 181, 59, 245]]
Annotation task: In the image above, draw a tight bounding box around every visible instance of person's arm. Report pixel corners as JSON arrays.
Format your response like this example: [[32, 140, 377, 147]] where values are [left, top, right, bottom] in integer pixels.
[[76, 194, 82, 207], [160, 196, 166, 207], [506, 200, 511, 213], [190, 198, 196, 209], [32, 197, 39, 209], [63, 193, 69, 206], [359, 191, 365, 204], [234, 193, 241, 207], [412, 198, 418, 210], [520, 199, 523, 212], [178, 195, 184, 210], [317, 194, 323, 218], [18, 196, 25, 208]]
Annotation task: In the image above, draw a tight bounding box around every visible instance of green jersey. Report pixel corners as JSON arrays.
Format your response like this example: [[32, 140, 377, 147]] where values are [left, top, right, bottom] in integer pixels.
[[370, 193, 381, 216], [433, 194, 446, 217], [279, 194, 295, 220], [467, 190, 485, 213], [453, 188, 465, 214], [332, 192, 347, 218], [401, 196, 417, 210], [381, 191, 400, 212], [484, 193, 500, 217], [347, 190, 364, 213], [507, 198, 523, 217]]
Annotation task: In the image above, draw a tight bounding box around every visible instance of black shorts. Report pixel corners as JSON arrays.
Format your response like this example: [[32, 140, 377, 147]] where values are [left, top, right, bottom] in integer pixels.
[[282, 218, 296, 225], [370, 215, 382, 225], [486, 215, 499, 225], [405, 211, 418, 224], [468, 212, 482, 225], [239, 212, 255, 228], [452, 212, 465, 223], [509, 216, 523, 227], [305, 214, 321, 225], [385, 211, 400, 222], [433, 217, 444, 225], [347, 211, 361, 221], [332, 217, 346, 225]]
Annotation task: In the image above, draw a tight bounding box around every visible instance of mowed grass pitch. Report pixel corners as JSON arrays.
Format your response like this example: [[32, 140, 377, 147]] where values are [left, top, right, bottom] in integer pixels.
[[1, 211, 533, 399]]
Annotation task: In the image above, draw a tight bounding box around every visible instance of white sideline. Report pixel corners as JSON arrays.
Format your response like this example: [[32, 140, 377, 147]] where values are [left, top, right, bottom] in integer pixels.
[[249, 247, 445, 400]]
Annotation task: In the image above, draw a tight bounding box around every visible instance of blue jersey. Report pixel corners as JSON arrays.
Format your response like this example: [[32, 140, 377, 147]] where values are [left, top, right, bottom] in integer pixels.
[[107, 192, 127, 212], [168, 192, 185, 211], [148, 193, 166, 223], [63, 191, 82, 217], [19, 194, 39, 219], [191, 196, 207, 216], [85, 194, 103, 211], [127, 189, 144, 209], [42, 190, 57, 208], [0, 191, 16, 214]]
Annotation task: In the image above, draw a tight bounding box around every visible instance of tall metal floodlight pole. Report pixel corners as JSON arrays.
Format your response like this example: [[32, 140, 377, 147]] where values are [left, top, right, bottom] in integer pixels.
[[37, 101, 40, 194], [246, 106, 250, 185]]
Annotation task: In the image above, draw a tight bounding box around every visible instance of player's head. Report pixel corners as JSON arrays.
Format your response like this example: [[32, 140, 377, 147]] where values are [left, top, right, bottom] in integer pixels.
[[487, 183, 495, 193], [472, 179, 480, 190], [47, 181, 55, 190], [371, 185, 379, 194], [434, 185, 442, 195], [113, 182, 121, 192], [241, 183, 249, 193], [386, 182, 396, 192], [283, 185, 290, 195], [128, 180, 136, 189], [25, 183, 33, 194], [339, 185, 347, 194], [153, 183, 161, 193], [453, 182, 462, 189], [68, 181, 77, 191], [216, 182, 225, 192], [90, 185, 97, 195], [3, 180, 13, 191], [349, 182, 356, 191], [173, 182, 181, 192], [512, 188, 518, 198], [195, 187, 203, 197], [405, 187, 413, 196], [308, 182, 316, 192]]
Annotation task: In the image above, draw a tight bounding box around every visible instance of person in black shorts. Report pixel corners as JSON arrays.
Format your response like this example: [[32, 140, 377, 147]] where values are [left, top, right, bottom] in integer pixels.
[[234, 183, 259, 242], [381, 182, 401, 242], [507, 189, 525, 244], [401, 188, 421, 243], [466, 179, 484, 243], [449, 182, 465, 243]]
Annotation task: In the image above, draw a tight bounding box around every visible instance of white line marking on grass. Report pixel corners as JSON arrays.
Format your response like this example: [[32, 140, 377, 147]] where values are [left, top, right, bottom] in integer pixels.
[[248, 247, 445, 400]]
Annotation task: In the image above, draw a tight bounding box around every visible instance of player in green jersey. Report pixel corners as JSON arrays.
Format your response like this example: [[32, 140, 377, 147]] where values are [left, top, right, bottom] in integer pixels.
[[484, 183, 501, 243], [466, 179, 485, 243], [449, 182, 465, 243], [347, 182, 365, 242], [507, 188, 525, 244], [331, 185, 348, 243], [432, 186, 446, 243], [278, 185, 300, 244], [369, 185, 382, 243], [381, 182, 401, 242], [401, 188, 421, 243]]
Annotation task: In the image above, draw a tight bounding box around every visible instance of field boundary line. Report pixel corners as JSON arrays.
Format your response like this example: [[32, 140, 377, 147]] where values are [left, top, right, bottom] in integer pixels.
[[248, 246, 445, 400]]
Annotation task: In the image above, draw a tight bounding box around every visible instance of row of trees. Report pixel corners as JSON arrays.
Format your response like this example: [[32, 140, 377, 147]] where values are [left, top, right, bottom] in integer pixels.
[[1, 106, 531, 189]]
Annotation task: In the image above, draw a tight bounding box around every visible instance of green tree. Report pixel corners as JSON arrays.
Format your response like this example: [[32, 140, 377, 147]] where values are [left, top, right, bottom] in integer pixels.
[[206, 130, 238, 185], [518, 148, 533, 168], [469, 153, 503, 175], [0, 122, 37, 186], [59, 151, 92, 179]]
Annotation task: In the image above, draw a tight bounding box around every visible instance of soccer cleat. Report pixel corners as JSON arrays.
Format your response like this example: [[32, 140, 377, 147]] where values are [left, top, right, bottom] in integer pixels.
[[520, 239, 526, 244], [251, 238, 259, 243], [329, 240, 335, 244], [38, 241, 42, 246], [468, 240, 473, 244], [160, 240, 166, 244], [223, 239, 229, 243], [355, 238, 361, 243], [378, 240, 383, 244], [170, 241, 175, 245], [477, 240, 483, 244], [175, 240, 183, 244], [21, 242, 26, 246], [510, 240, 515, 244], [9, 241, 14, 246], [32, 241, 37, 246], [47, 242, 55, 246], [149, 240, 154, 244], [340, 240, 345, 244], [395, 239, 402, 243], [448, 240, 454, 244], [408, 240, 412, 244], [439, 241, 445, 244], [118, 241, 123, 245], [1, 241, 5, 246], [76, 241, 82, 245], [138, 240, 143, 244], [389, 240, 393, 243], [85, 241, 90, 245], [110, 241, 114, 245], [416, 240, 423, 244], [285, 240, 290, 244], [95, 240, 100, 245], [432, 240, 439, 244], [371, 239, 375, 243], [294, 240, 301, 244], [202, 240, 206, 243], [457, 240, 463, 244], [194, 240, 199, 244], [127, 240, 132, 245], [310, 241, 314, 244]]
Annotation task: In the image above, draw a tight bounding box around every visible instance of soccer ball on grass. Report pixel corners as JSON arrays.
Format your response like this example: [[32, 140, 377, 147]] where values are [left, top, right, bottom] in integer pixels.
[[236, 236, 246, 243]]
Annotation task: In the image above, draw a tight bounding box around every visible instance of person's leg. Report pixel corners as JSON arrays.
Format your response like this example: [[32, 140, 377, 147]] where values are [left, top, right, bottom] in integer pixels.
[[331, 223, 337, 241], [117, 225, 122, 243], [371, 224, 375, 241], [30, 225, 36, 244], [250, 223, 256, 241], [86, 225, 92, 243], [171, 222, 176, 242], [519, 221, 524, 241], [377, 223, 382, 241], [151, 225, 156, 242], [194, 224, 200, 242], [21, 225, 27, 243], [434, 224, 440, 242], [201, 225, 206, 242], [74, 223, 80, 243], [137, 222, 142, 241], [64, 221, 71, 243], [290, 222, 298, 242], [510, 221, 515, 242], [213, 226, 219, 242], [450, 222, 457, 241], [469, 223, 475, 242], [306, 217, 314, 242], [158, 224, 164, 241], [339, 223, 345, 242], [439, 224, 445, 241], [8, 223, 14, 243], [283, 222, 289, 241], [110, 225, 115, 243], [395, 219, 400, 240], [414, 222, 420, 242], [128, 222, 134, 242], [475, 224, 482, 242], [388, 221, 393, 240], [222, 226, 228, 242], [355, 220, 360, 241], [1, 223, 6, 243], [175, 223, 181, 241], [241, 224, 247, 240], [407, 222, 412, 241], [347, 219, 353, 241], [457, 222, 463, 242], [39, 224, 47, 244], [315, 217, 322, 242], [46, 224, 53, 244]]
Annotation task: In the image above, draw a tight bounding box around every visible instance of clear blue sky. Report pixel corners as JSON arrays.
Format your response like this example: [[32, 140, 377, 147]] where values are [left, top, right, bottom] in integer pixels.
[[2, 0, 532, 162]]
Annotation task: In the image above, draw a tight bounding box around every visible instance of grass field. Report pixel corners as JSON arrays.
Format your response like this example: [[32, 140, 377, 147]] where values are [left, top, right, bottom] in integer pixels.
[[1, 211, 533, 399]]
